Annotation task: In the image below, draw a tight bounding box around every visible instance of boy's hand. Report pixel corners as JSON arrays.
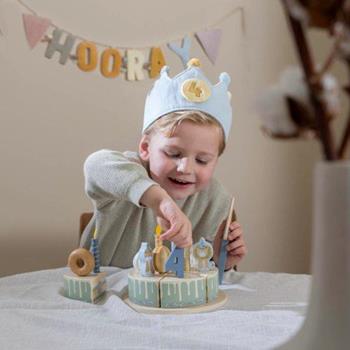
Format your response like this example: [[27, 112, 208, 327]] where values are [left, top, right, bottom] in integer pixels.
[[213, 220, 247, 270], [140, 185, 192, 248], [157, 198, 192, 248]]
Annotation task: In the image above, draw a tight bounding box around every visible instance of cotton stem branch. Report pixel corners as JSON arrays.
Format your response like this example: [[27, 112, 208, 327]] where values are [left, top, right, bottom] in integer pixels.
[[338, 112, 350, 159], [338, 60, 350, 159], [282, 0, 337, 160], [319, 36, 341, 76]]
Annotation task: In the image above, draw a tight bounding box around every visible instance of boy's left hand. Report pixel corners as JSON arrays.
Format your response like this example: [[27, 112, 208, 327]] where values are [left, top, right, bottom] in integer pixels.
[[213, 220, 247, 270]]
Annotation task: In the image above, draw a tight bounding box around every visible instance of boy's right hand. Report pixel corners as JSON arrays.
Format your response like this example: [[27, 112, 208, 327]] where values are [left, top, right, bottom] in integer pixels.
[[157, 197, 192, 248], [140, 185, 192, 248]]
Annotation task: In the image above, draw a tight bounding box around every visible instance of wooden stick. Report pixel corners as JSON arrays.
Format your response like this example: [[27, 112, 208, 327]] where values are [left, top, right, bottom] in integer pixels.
[[223, 197, 235, 240]]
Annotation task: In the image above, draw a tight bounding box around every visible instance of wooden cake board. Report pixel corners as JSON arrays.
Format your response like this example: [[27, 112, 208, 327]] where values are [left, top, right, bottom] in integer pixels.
[[123, 290, 227, 314]]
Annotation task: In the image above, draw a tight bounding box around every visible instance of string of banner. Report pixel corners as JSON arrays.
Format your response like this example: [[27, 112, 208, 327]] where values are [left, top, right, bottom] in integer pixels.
[[11, 0, 244, 81]]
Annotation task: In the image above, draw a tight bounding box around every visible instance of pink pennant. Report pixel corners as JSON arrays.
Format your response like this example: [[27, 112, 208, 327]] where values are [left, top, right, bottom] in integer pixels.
[[195, 29, 222, 65], [22, 14, 51, 49]]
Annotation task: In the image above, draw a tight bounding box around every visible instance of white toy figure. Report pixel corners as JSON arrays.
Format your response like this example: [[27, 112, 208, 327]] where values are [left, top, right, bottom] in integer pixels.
[[133, 242, 155, 277], [191, 237, 214, 273]]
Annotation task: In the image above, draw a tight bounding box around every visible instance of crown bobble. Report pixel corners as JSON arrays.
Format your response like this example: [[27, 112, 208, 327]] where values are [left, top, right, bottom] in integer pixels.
[[187, 58, 201, 68]]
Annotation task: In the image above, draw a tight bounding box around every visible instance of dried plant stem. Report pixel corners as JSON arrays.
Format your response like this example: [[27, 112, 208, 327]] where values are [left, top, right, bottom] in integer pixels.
[[282, 0, 337, 160], [338, 61, 350, 159], [319, 36, 341, 77], [337, 58, 350, 159], [338, 113, 350, 158]]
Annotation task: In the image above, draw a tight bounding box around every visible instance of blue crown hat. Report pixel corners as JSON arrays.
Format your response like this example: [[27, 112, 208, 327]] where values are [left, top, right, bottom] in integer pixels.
[[143, 58, 232, 141]]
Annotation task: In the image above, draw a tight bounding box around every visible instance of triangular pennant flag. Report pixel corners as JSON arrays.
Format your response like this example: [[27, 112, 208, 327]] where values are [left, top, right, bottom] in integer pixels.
[[195, 29, 222, 65], [167, 36, 191, 67], [22, 14, 51, 49]]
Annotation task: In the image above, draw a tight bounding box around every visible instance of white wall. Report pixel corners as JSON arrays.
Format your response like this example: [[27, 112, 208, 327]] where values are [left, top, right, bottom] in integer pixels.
[[0, 0, 328, 276]]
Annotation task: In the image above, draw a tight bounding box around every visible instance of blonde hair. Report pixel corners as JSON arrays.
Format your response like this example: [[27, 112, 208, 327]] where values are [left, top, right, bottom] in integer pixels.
[[144, 111, 226, 155]]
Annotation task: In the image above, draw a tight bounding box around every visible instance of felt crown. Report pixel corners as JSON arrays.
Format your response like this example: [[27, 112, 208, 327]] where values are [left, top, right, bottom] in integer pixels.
[[143, 59, 232, 141]]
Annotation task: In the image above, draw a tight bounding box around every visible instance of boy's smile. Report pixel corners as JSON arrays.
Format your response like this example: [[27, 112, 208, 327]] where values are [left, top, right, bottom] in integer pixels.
[[139, 120, 222, 200]]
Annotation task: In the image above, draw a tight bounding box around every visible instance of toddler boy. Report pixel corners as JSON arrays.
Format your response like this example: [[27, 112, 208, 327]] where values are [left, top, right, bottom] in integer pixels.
[[80, 59, 246, 271]]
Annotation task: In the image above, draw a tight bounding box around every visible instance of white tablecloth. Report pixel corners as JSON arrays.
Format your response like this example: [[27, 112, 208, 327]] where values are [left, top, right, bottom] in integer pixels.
[[0, 267, 310, 350]]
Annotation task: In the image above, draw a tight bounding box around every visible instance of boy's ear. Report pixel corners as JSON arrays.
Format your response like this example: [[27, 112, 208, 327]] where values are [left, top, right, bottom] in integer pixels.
[[138, 134, 150, 161]]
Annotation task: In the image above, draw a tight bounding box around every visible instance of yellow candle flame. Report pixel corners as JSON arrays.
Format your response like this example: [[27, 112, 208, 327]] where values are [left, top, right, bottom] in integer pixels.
[[93, 228, 98, 239], [155, 225, 162, 236]]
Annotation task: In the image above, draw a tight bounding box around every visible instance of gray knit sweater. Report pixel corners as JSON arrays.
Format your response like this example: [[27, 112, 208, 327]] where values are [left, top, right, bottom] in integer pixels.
[[80, 149, 232, 268]]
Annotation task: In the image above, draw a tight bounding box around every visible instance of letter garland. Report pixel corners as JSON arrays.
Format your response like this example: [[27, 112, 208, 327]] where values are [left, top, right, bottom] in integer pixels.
[[11, 0, 245, 80]]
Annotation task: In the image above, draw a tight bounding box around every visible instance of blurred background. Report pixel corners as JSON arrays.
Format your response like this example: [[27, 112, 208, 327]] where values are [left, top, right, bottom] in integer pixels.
[[0, 0, 346, 276]]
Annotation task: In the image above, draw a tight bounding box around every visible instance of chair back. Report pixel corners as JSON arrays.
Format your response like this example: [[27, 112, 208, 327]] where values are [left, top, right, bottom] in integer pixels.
[[79, 212, 93, 238]]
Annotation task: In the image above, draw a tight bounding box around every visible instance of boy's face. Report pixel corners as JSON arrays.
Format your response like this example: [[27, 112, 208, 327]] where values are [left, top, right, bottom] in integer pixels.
[[139, 121, 221, 200]]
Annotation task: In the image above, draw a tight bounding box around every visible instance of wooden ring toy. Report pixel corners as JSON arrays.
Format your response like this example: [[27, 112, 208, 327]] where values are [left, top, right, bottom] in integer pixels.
[[68, 248, 95, 276]]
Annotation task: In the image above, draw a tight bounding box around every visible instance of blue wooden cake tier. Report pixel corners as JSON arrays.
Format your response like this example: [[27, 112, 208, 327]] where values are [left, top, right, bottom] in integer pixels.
[[128, 268, 219, 308]]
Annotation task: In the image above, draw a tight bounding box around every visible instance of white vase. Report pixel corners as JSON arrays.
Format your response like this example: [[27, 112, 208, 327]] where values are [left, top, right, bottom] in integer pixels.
[[277, 161, 350, 349]]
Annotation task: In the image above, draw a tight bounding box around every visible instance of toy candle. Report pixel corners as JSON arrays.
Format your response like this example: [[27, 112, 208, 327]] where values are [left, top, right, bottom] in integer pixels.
[[90, 228, 101, 273], [184, 247, 191, 272], [152, 225, 170, 273]]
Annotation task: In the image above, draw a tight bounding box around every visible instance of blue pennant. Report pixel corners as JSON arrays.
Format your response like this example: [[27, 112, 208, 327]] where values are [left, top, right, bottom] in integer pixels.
[[167, 36, 191, 67]]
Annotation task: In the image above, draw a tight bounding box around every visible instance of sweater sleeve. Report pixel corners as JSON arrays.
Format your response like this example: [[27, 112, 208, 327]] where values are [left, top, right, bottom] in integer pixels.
[[84, 149, 158, 208]]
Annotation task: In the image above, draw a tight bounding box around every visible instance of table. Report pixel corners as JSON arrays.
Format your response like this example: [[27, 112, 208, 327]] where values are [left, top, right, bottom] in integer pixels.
[[0, 267, 310, 349]]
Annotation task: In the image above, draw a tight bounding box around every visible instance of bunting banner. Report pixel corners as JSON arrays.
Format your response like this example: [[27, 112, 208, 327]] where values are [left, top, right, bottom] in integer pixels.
[[1, 0, 245, 81], [167, 36, 191, 67], [23, 14, 51, 49], [195, 29, 222, 65]]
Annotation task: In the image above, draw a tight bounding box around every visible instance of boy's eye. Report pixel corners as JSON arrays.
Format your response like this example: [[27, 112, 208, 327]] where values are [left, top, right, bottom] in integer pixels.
[[196, 158, 208, 165], [164, 151, 180, 158]]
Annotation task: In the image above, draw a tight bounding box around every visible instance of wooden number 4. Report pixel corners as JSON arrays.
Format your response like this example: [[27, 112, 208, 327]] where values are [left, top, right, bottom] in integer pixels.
[[165, 247, 184, 278]]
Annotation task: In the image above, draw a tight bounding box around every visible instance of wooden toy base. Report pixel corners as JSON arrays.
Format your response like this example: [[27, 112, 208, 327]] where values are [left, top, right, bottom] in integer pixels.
[[123, 289, 227, 314]]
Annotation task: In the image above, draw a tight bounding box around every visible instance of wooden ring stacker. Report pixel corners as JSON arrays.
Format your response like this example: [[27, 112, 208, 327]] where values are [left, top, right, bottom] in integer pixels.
[[68, 248, 95, 276]]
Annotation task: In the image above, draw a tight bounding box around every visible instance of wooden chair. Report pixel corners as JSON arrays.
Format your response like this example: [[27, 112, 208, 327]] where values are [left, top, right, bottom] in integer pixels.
[[79, 212, 93, 238]]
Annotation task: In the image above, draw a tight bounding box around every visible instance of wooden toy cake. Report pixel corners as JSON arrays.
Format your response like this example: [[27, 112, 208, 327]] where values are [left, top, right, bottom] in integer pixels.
[[63, 230, 107, 303], [126, 226, 225, 311], [63, 224, 228, 312]]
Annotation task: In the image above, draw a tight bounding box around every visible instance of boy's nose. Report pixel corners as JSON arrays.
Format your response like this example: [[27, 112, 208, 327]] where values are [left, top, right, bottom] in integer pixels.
[[177, 157, 193, 174]]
